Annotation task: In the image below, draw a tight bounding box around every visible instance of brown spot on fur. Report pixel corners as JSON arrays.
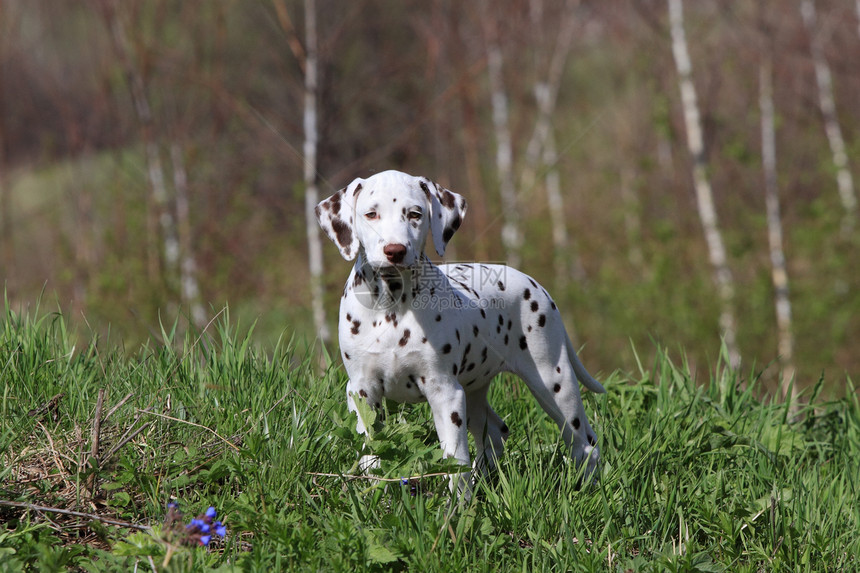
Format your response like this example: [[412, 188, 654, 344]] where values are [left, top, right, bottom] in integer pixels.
[[398, 329, 411, 346], [451, 411, 463, 427], [440, 189, 457, 209], [331, 218, 353, 252]]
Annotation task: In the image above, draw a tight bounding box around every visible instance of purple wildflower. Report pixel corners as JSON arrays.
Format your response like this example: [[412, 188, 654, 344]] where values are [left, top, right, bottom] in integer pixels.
[[164, 502, 227, 548]]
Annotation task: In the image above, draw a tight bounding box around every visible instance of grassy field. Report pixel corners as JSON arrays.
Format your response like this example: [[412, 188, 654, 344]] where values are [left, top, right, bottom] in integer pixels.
[[1, 304, 858, 572]]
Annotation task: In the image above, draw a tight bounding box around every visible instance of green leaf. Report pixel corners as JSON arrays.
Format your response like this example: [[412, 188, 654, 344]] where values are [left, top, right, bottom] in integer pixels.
[[367, 542, 399, 564]]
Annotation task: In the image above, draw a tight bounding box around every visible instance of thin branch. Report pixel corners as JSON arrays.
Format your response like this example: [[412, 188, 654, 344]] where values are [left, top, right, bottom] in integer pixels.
[[0, 499, 150, 531], [87, 388, 106, 493], [306, 471, 456, 482], [138, 410, 241, 453]]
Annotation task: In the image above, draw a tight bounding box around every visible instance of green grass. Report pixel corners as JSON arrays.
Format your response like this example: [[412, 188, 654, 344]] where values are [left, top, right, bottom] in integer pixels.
[[1, 304, 858, 572]]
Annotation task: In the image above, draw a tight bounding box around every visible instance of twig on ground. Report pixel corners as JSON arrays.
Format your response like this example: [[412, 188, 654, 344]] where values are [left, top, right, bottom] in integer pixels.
[[28, 393, 64, 421], [104, 392, 135, 422], [305, 471, 452, 482], [0, 499, 150, 531], [87, 388, 106, 494], [138, 410, 241, 453], [104, 420, 154, 461]]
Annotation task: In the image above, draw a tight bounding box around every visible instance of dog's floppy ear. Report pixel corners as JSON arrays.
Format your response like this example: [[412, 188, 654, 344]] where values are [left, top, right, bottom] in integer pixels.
[[315, 178, 363, 260], [419, 177, 467, 257]]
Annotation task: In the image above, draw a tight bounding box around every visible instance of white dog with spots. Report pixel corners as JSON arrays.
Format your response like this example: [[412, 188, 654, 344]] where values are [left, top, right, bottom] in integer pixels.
[[316, 170, 605, 498]]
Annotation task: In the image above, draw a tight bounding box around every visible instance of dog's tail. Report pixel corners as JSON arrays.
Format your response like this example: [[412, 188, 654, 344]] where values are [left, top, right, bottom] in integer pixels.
[[565, 334, 606, 394]]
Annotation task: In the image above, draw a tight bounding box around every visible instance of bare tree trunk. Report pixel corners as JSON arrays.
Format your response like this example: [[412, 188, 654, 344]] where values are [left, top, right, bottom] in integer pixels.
[[170, 143, 207, 329], [481, 2, 522, 268], [0, 5, 14, 294], [0, 111, 11, 289], [667, 0, 741, 371], [801, 0, 858, 236], [302, 0, 330, 344], [857, 0, 860, 39], [520, 0, 584, 289], [620, 167, 644, 268], [101, 0, 179, 284], [449, 10, 489, 261], [759, 57, 797, 401]]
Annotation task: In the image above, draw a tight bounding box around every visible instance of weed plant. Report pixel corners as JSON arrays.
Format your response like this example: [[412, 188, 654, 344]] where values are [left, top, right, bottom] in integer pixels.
[[0, 303, 858, 571]]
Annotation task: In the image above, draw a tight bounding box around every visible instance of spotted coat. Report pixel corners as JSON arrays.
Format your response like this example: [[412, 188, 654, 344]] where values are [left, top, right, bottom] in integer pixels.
[[316, 170, 605, 499]]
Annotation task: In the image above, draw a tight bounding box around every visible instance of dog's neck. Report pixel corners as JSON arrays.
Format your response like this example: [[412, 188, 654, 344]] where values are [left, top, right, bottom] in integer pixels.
[[352, 251, 432, 311]]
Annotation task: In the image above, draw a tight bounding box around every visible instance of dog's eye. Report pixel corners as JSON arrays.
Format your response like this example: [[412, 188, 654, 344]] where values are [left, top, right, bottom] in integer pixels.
[[365, 211, 378, 220], [407, 211, 422, 220]]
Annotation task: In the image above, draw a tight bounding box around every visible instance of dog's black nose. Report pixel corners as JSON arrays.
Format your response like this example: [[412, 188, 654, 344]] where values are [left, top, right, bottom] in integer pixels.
[[383, 243, 408, 264]]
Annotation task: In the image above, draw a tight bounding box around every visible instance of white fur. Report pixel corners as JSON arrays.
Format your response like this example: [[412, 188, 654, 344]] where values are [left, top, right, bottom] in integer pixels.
[[316, 170, 605, 498]]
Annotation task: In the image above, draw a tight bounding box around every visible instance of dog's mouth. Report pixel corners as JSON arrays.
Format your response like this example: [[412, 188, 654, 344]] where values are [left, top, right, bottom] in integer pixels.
[[371, 265, 409, 279]]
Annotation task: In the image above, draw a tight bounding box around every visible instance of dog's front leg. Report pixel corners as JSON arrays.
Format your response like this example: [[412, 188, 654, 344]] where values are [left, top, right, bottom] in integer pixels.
[[347, 378, 383, 473], [425, 379, 472, 502]]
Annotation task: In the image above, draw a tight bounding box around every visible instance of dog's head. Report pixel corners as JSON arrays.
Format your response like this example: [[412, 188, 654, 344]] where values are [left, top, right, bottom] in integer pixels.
[[316, 170, 467, 269]]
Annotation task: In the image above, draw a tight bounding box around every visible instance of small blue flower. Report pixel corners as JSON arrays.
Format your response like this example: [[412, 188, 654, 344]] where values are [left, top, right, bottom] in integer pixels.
[[400, 477, 409, 486], [214, 522, 227, 538], [205, 506, 217, 519], [199, 535, 212, 546]]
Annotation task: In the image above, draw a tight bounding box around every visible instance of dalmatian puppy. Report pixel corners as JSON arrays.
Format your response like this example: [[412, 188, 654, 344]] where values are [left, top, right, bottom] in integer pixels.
[[316, 170, 605, 498]]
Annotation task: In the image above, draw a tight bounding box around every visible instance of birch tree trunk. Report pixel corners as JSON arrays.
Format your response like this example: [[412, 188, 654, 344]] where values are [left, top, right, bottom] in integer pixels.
[[302, 0, 330, 344], [481, 3, 522, 268], [620, 167, 644, 268], [800, 0, 858, 236], [857, 0, 860, 39], [102, 0, 179, 283], [170, 144, 207, 329], [450, 11, 489, 261], [667, 0, 741, 370], [0, 0, 13, 288], [0, 112, 11, 285], [759, 57, 797, 401], [520, 0, 584, 289]]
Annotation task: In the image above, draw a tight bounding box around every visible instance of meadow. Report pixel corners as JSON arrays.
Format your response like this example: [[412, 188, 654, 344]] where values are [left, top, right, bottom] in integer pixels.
[[1, 303, 858, 572]]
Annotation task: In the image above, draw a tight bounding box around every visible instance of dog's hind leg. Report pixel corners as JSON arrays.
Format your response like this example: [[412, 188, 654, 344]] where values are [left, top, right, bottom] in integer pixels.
[[466, 387, 507, 475], [513, 353, 600, 483]]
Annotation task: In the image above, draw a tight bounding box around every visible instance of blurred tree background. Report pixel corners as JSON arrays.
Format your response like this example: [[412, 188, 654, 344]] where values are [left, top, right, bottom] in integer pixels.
[[1, 0, 858, 396]]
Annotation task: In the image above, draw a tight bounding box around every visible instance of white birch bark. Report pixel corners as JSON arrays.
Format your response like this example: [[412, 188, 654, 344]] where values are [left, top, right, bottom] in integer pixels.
[[759, 57, 797, 401], [170, 143, 207, 329], [0, 118, 11, 282], [801, 0, 858, 236], [482, 4, 522, 267], [303, 0, 330, 343], [520, 0, 583, 287], [103, 1, 179, 278], [667, 0, 741, 370], [857, 0, 860, 39]]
